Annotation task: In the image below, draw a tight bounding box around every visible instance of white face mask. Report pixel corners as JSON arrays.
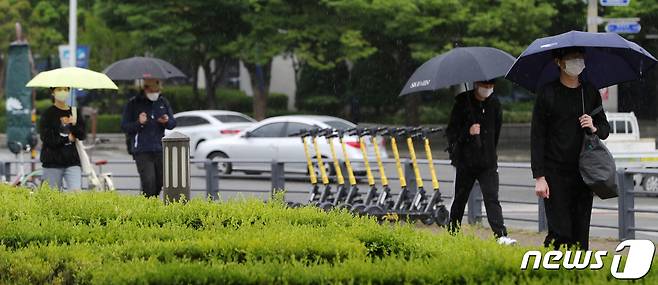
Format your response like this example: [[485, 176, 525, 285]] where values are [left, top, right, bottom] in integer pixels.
[[564, 58, 585, 77], [146, 92, 160, 101], [54, 90, 69, 102], [477, 86, 494, 98]]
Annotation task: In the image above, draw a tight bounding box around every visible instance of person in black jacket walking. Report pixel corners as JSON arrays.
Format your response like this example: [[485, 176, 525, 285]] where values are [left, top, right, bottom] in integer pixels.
[[531, 47, 610, 250], [121, 79, 176, 198], [446, 79, 516, 245], [39, 87, 86, 191]]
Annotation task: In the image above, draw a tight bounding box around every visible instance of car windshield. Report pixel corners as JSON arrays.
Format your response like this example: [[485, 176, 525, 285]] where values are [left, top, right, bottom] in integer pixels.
[[323, 120, 354, 130], [213, 115, 254, 123]]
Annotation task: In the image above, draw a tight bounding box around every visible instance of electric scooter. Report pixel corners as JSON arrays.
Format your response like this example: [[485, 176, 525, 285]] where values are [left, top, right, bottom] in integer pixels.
[[363, 127, 415, 220], [406, 128, 450, 226], [291, 129, 321, 207], [311, 129, 333, 207], [317, 128, 350, 210], [350, 127, 391, 214], [333, 128, 377, 210], [318, 128, 363, 210]]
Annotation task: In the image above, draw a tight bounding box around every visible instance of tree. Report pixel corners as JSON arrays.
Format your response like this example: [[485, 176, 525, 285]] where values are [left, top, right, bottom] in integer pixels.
[[604, 1, 658, 119], [459, 0, 556, 56], [324, 0, 466, 125], [99, 0, 248, 109], [234, 0, 376, 120]]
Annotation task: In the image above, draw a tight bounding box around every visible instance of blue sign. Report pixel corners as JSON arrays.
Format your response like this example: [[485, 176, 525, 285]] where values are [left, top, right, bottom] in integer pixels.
[[600, 0, 630, 6], [605, 22, 641, 34], [58, 45, 91, 99], [60, 45, 90, 68]]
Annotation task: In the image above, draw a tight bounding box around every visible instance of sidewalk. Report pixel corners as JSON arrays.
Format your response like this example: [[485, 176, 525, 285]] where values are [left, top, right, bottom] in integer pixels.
[[418, 224, 625, 253]]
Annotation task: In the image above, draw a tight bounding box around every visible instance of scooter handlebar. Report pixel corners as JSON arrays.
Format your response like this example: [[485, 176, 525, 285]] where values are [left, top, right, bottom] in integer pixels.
[[288, 129, 309, 137]]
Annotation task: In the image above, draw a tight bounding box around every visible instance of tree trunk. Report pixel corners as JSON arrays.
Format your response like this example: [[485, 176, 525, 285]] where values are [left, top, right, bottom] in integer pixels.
[[405, 95, 420, 126], [203, 61, 216, 109], [192, 65, 200, 108], [244, 60, 272, 120], [0, 57, 5, 97], [398, 45, 419, 126]]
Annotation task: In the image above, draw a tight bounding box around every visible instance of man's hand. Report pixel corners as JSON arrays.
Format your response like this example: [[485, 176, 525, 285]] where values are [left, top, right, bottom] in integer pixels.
[[60, 116, 71, 125], [579, 114, 597, 133], [138, 112, 148, 124], [535, 176, 550, 199], [157, 114, 169, 124], [68, 133, 75, 142], [469, 124, 480, 135]]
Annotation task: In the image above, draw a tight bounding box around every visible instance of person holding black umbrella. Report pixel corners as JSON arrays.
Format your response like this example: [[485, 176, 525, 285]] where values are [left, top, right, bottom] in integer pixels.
[[121, 78, 177, 198], [446, 79, 516, 245], [531, 47, 610, 250]]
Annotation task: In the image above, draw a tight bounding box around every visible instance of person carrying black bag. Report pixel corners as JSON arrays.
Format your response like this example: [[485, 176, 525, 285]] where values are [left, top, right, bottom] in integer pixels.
[[121, 79, 177, 198], [531, 47, 610, 250], [446, 79, 516, 245]]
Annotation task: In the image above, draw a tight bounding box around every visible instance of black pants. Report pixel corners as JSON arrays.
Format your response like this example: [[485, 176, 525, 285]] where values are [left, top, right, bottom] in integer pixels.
[[543, 169, 593, 250], [449, 166, 508, 238], [134, 152, 163, 198]]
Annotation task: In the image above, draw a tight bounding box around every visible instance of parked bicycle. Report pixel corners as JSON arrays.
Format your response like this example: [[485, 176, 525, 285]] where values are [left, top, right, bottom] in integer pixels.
[[4, 141, 42, 190]]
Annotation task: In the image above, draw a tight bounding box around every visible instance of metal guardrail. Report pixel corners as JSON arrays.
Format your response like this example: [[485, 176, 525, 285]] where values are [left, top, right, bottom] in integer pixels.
[[466, 167, 658, 240], [0, 158, 655, 240]]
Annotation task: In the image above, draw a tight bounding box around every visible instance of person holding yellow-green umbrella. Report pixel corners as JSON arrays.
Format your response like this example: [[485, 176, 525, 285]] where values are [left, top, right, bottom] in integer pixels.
[[26, 67, 117, 191], [38, 86, 87, 190]]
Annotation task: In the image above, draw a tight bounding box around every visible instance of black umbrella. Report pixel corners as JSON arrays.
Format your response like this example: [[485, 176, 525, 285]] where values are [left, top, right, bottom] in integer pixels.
[[103, 56, 186, 80], [505, 31, 657, 93], [399, 47, 516, 96]]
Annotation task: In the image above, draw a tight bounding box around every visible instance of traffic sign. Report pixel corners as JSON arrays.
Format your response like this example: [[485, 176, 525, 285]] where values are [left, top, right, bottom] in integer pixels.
[[605, 22, 641, 34], [600, 0, 630, 6]]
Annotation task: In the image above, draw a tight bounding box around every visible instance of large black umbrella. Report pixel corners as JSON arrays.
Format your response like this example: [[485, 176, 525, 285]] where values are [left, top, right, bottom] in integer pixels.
[[399, 47, 516, 96], [505, 30, 657, 93], [103, 56, 186, 80]]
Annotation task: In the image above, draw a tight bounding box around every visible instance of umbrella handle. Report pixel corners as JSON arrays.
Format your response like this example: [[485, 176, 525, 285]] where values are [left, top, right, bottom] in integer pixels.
[[69, 89, 77, 125], [71, 107, 77, 125]]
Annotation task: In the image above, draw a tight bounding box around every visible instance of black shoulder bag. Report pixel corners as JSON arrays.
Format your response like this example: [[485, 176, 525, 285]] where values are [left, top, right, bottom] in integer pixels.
[[579, 87, 618, 199]]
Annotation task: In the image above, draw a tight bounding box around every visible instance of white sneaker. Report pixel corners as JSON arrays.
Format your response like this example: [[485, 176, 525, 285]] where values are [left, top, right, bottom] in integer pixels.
[[497, 236, 518, 246]]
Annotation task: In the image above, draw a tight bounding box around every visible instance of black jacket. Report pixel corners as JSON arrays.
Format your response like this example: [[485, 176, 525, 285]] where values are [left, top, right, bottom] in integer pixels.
[[39, 106, 86, 168], [531, 80, 610, 178], [446, 90, 502, 169], [121, 92, 176, 154]]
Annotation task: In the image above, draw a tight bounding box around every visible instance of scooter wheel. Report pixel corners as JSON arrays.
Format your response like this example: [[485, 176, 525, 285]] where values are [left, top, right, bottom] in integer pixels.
[[364, 205, 386, 217], [336, 203, 352, 211], [350, 204, 366, 215], [319, 202, 333, 212], [421, 216, 435, 226], [286, 201, 298, 208], [433, 205, 450, 227]]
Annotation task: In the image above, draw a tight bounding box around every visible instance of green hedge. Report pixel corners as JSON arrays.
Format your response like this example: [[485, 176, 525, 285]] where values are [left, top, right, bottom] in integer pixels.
[[299, 95, 342, 115], [164, 86, 288, 114], [95, 114, 122, 133], [0, 186, 654, 284]]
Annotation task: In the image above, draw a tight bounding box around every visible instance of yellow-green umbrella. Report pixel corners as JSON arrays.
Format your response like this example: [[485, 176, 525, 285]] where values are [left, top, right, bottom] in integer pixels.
[[26, 67, 118, 90]]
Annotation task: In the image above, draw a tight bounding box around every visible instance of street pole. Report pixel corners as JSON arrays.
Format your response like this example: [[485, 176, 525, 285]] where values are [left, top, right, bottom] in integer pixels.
[[69, 0, 77, 68], [588, 0, 618, 112], [69, 0, 78, 120], [587, 0, 597, 33]]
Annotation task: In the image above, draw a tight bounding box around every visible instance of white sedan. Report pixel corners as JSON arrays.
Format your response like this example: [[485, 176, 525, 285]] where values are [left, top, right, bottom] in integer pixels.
[[166, 110, 256, 155], [195, 115, 388, 175]]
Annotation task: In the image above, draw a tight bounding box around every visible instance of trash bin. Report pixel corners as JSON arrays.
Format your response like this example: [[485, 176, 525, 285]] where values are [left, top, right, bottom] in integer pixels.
[[162, 132, 190, 203]]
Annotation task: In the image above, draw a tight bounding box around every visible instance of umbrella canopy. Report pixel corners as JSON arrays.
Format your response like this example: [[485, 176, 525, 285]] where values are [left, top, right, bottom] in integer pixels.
[[399, 47, 516, 96], [26, 67, 118, 89], [505, 30, 657, 93], [103, 56, 186, 80]]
